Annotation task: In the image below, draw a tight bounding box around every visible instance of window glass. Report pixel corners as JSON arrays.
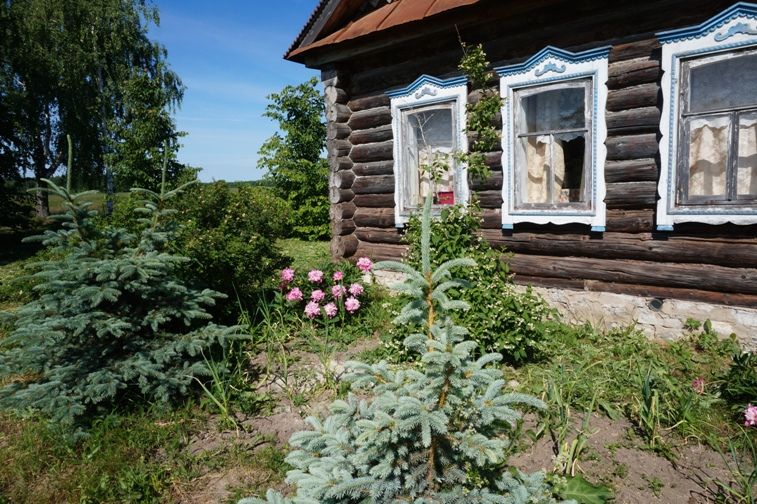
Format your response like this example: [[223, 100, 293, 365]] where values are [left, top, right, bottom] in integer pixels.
[[689, 53, 757, 113], [738, 112, 757, 197], [685, 115, 729, 197], [514, 82, 589, 207], [402, 105, 456, 208]]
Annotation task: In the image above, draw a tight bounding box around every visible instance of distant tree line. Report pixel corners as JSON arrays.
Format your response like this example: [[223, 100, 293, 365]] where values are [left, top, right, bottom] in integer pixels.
[[0, 0, 188, 219]]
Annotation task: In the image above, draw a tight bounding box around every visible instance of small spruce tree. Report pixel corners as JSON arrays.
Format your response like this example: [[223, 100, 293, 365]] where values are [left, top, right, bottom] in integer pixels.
[[0, 173, 240, 427], [242, 197, 570, 504]]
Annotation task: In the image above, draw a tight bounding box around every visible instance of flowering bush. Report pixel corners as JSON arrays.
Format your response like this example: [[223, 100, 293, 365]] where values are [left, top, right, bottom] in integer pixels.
[[744, 404, 757, 427], [276, 258, 373, 326]]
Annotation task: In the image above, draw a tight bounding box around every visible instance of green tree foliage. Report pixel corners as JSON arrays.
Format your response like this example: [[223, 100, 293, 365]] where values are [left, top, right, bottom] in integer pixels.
[[0, 0, 184, 216], [0, 178, 240, 427], [404, 203, 557, 365], [258, 77, 329, 240], [171, 181, 291, 321], [242, 197, 567, 504]]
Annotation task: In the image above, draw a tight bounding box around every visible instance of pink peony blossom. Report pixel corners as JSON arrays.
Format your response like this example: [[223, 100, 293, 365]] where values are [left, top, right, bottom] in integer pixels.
[[304, 301, 320, 319], [332, 271, 344, 281], [308, 269, 324, 283], [280, 267, 295, 283], [692, 376, 705, 395], [311, 289, 325, 302], [324, 302, 338, 318], [745, 404, 757, 427], [356, 257, 373, 273], [345, 296, 360, 313], [348, 283, 364, 297], [331, 285, 345, 299], [286, 288, 303, 302]]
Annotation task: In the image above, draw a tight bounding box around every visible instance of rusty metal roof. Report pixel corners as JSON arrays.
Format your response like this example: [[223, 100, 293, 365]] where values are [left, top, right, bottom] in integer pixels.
[[286, 0, 480, 60]]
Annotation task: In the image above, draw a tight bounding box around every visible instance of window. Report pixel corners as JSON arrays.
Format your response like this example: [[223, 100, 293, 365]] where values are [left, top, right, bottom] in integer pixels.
[[388, 75, 468, 226], [498, 46, 609, 230], [657, 3, 757, 229]]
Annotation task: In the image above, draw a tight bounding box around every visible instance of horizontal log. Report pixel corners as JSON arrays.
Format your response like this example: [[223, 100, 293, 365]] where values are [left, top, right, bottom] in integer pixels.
[[606, 209, 654, 233], [347, 94, 390, 112], [352, 174, 395, 195], [326, 102, 351, 123], [333, 170, 355, 189], [508, 254, 757, 295], [476, 190, 503, 209], [484, 150, 503, 170], [481, 230, 757, 268], [470, 169, 503, 192], [353, 193, 395, 207], [348, 106, 392, 130], [333, 219, 356, 236], [349, 124, 393, 145], [350, 140, 393, 163], [329, 187, 354, 204], [325, 85, 349, 105], [330, 202, 356, 221], [610, 38, 659, 63], [514, 275, 757, 308], [327, 122, 351, 141], [354, 207, 395, 228], [353, 160, 394, 176], [606, 133, 658, 160], [332, 234, 359, 260], [608, 57, 661, 89], [355, 242, 408, 262], [606, 107, 660, 134], [605, 181, 657, 209], [328, 138, 351, 157], [355, 226, 405, 244], [481, 209, 501, 229], [604, 158, 658, 184], [333, 156, 353, 172], [606, 83, 659, 112]]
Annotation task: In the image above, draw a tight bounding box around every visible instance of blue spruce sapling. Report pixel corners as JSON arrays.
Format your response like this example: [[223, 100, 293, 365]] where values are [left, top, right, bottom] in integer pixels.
[[242, 196, 570, 503]]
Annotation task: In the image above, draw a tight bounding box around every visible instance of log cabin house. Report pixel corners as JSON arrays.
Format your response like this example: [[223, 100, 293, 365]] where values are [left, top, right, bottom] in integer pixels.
[[286, 0, 757, 344]]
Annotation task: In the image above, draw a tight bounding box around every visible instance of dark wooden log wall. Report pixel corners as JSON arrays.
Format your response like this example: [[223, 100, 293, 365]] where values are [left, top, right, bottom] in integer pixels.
[[321, 0, 757, 308]]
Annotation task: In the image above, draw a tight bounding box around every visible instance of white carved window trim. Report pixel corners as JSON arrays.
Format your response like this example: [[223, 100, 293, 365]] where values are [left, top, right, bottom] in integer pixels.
[[657, 3, 757, 230], [388, 75, 469, 227], [497, 46, 610, 231]]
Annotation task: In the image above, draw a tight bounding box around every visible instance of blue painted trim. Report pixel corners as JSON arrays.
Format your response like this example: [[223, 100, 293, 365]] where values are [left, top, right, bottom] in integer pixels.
[[590, 226, 605, 233], [656, 225, 674, 232], [495, 45, 611, 77], [386, 74, 468, 98], [657, 2, 757, 43], [502, 223, 514, 230]]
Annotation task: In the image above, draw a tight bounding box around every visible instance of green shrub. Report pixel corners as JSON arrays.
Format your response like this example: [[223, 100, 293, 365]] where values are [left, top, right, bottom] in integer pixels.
[[722, 352, 757, 413], [171, 181, 291, 322], [0, 179, 240, 427], [404, 202, 557, 365]]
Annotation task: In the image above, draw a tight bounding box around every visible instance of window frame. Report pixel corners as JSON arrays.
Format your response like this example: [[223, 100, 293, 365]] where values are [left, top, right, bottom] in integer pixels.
[[497, 46, 610, 231], [656, 3, 757, 230], [387, 75, 469, 227]]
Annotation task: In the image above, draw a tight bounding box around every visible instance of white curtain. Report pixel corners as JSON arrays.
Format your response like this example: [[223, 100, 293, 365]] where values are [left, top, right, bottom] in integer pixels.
[[738, 115, 757, 196], [688, 116, 728, 196]]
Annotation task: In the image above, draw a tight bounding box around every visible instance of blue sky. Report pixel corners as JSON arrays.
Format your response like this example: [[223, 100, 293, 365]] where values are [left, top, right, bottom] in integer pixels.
[[152, 0, 320, 181]]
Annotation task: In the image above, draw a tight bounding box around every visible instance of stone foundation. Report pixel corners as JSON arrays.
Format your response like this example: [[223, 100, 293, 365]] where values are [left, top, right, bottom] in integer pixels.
[[526, 286, 757, 349]]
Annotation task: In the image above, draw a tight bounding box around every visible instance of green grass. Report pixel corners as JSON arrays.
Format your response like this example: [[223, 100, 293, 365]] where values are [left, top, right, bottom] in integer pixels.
[[48, 191, 129, 215], [276, 238, 330, 270]]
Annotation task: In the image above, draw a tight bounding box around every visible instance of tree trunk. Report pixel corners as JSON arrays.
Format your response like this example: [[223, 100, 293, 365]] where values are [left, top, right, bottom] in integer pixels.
[[34, 175, 50, 218]]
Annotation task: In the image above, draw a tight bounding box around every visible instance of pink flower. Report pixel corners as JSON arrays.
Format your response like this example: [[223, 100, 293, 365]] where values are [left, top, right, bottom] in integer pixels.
[[308, 269, 324, 283], [345, 296, 360, 313], [692, 376, 705, 395], [356, 257, 373, 273], [331, 284, 345, 299], [332, 271, 344, 281], [286, 288, 303, 302], [348, 283, 364, 297], [745, 404, 757, 427], [323, 302, 338, 318], [311, 289, 325, 302], [280, 268, 295, 283], [304, 301, 320, 319]]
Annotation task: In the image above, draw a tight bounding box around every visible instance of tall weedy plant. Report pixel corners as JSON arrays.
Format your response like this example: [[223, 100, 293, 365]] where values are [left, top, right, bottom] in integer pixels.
[[242, 197, 568, 503]]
